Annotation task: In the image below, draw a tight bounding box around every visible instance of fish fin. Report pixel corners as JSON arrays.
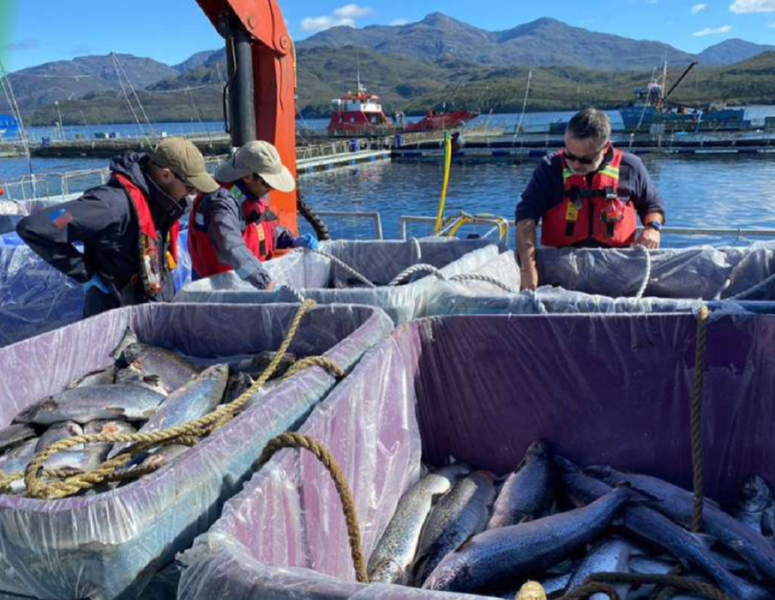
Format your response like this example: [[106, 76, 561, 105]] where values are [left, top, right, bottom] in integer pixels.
[[409, 552, 431, 587], [457, 533, 477, 551], [106, 407, 127, 418], [615, 481, 661, 503]]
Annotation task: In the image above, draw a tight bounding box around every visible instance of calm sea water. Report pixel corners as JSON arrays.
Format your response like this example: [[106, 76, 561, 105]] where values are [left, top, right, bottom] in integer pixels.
[[3, 113, 775, 245]]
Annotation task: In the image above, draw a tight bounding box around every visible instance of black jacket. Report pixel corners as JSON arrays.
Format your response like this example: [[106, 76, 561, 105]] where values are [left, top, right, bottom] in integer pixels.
[[16, 152, 184, 314]]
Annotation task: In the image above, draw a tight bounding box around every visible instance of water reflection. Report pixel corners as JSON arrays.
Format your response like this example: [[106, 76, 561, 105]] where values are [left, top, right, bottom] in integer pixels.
[[300, 154, 775, 245]]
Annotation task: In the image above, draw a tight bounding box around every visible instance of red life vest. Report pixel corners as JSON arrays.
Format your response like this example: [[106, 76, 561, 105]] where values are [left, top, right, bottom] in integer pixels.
[[113, 173, 179, 299], [541, 148, 637, 248], [188, 183, 278, 278]]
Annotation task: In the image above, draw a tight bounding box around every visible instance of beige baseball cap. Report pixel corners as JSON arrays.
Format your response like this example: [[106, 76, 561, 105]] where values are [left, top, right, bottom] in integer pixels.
[[215, 140, 296, 193], [150, 137, 219, 194]]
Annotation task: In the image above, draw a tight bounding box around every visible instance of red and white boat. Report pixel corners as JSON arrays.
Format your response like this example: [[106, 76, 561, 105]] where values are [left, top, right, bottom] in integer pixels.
[[327, 84, 394, 136], [402, 108, 479, 133]]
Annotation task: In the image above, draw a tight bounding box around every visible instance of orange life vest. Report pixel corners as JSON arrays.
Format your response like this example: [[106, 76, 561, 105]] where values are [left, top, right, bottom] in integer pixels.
[[188, 183, 278, 278], [113, 173, 179, 299], [541, 148, 637, 248]]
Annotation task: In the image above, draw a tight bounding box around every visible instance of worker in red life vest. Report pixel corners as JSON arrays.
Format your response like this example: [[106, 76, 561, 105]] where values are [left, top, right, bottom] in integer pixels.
[[188, 140, 318, 289], [16, 138, 218, 317], [515, 109, 666, 291]]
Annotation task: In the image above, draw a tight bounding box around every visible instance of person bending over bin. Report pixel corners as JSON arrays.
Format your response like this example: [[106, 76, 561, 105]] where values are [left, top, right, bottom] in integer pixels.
[[16, 137, 218, 317], [188, 140, 318, 290], [515, 108, 666, 291]]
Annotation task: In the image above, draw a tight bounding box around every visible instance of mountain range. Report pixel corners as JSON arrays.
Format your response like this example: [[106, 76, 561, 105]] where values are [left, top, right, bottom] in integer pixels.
[[2, 13, 775, 124]]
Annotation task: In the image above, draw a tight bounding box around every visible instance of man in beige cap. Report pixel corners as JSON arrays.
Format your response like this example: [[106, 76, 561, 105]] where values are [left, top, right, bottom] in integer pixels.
[[17, 137, 218, 317], [188, 140, 317, 289]]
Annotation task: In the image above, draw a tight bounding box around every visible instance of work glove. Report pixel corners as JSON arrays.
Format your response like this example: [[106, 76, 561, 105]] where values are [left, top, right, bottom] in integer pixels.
[[83, 273, 110, 295], [241, 265, 273, 291], [292, 233, 319, 250]]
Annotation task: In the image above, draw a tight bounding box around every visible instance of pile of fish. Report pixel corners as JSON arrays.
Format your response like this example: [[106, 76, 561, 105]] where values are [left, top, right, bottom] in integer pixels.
[[368, 441, 775, 599], [0, 329, 297, 496]]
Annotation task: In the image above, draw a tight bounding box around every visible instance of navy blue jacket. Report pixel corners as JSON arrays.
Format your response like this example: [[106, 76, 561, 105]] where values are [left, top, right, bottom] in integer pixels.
[[16, 152, 184, 314], [516, 148, 666, 226]]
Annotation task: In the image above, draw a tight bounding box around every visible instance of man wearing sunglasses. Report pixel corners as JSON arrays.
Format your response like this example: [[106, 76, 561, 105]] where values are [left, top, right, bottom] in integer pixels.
[[188, 140, 318, 290], [515, 109, 665, 291], [16, 137, 218, 317]]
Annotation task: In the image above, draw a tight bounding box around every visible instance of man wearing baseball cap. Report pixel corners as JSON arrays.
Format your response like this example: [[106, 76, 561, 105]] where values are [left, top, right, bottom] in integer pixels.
[[17, 137, 218, 317], [188, 140, 317, 289]]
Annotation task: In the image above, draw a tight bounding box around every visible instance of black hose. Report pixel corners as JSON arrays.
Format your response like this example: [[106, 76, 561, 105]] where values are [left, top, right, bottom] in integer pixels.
[[297, 185, 330, 241]]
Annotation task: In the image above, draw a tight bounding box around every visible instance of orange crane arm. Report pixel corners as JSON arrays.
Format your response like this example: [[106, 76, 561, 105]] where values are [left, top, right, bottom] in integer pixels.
[[196, 0, 298, 235]]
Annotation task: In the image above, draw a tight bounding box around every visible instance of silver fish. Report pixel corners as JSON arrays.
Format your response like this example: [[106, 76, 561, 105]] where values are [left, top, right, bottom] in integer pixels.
[[566, 538, 635, 600], [368, 464, 471, 584], [593, 467, 775, 586], [66, 365, 117, 389], [0, 424, 36, 453], [119, 341, 200, 392], [423, 487, 635, 593], [109, 365, 227, 460], [43, 445, 110, 476], [487, 440, 555, 530], [0, 438, 38, 475], [36, 421, 83, 453], [562, 461, 767, 600], [139, 444, 191, 471], [733, 475, 775, 538], [14, 385, 166, 425], [83, 420, 138, 436], [0, 438, 38, 495], [137, 364, 227, 432], [116, 361, 172, 396], [412, 471, 497, 586]]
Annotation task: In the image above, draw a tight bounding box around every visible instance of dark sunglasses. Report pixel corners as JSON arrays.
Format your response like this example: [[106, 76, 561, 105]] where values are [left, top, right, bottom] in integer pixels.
[[564, 144, 607, 165], [171, 170, 196, 194]]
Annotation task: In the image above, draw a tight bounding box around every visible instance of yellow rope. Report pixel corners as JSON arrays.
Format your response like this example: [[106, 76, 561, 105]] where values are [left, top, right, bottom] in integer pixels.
[[258, 432, 368, 583], [433, 132, 453, 234], [282, 356, 346, 381], [691, 304, 710, 533], [20, 299, 320, 499]]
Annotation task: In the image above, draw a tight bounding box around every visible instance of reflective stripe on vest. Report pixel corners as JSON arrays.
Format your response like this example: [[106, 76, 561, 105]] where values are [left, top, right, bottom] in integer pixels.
[[541, 148, 637, 248], [113, 173, 179, 298]]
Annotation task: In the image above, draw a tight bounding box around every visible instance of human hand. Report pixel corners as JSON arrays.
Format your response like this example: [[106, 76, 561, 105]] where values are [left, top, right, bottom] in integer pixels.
[[292, 233, 319, 250], [244, 267, 273, 290], [83, 273, 110, 295], [520, 263, 538, 292], [635, 227, 661, 249]]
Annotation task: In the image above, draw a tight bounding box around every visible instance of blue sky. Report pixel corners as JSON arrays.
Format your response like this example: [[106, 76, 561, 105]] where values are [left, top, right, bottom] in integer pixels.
[[2, 0, 775, 72]]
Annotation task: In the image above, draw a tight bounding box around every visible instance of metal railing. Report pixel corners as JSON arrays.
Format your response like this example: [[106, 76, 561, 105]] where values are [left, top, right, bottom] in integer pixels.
[[399, 213, 511, 244], [311, 210, 384, 240]]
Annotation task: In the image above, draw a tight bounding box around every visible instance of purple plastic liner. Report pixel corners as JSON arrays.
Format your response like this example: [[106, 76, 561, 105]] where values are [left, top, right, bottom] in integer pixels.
[[0, 302, 392, 600], [179, 312, 775, 600]]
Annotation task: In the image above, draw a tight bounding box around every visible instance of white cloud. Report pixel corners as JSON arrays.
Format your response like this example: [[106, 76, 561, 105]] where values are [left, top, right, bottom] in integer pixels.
[[693, 24, 733, 35], [730, 0, 775, 13], [301, 4, 373, 33], [691, 3, 709, 13], [390, 18, 410, 26], [333, 4, 373, 18]]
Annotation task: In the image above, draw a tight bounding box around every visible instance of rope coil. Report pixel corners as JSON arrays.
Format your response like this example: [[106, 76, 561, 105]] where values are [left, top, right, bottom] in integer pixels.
[[389, 263, 447, 286], [303, 248, 376, 288], [9, 300, 327, 499], [449, 273, 517, 294]]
